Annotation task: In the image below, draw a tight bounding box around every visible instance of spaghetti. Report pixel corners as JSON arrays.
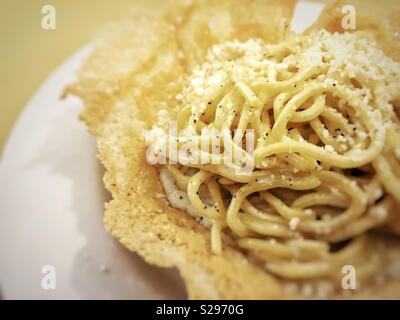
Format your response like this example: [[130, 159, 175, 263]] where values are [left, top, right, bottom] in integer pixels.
[[146, 30, 400, 284]]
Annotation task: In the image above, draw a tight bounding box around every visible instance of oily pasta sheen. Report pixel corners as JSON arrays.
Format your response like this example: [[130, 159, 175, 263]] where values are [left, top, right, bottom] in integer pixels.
[[146, 30, 400, 285]]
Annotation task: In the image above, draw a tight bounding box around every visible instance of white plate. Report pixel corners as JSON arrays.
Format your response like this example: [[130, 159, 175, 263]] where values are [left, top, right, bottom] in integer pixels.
[[0, 1, 323, 299]]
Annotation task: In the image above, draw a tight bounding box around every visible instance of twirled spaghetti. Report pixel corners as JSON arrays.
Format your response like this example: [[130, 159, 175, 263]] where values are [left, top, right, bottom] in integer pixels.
[[146, 30, 400, 285]]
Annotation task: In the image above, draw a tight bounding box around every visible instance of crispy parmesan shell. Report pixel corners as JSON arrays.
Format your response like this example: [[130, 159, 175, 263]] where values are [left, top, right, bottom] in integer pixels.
[[65, 0, 400, 299]]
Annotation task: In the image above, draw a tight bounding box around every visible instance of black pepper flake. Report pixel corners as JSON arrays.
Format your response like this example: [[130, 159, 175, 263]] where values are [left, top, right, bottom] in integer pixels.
[[333, 83, 336, 86], [196, 191, 199, 195], [316, 160, 321, 165], [208, 101, 212, 105], [179, 196, 183, 200]]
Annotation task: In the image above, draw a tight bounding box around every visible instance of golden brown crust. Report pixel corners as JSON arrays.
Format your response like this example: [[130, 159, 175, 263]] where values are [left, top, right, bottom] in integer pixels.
[[65, 0, 400, 299]]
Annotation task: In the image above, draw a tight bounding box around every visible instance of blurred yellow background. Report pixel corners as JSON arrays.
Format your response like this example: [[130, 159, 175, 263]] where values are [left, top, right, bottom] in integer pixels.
[[0, 0, 162, 155]]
